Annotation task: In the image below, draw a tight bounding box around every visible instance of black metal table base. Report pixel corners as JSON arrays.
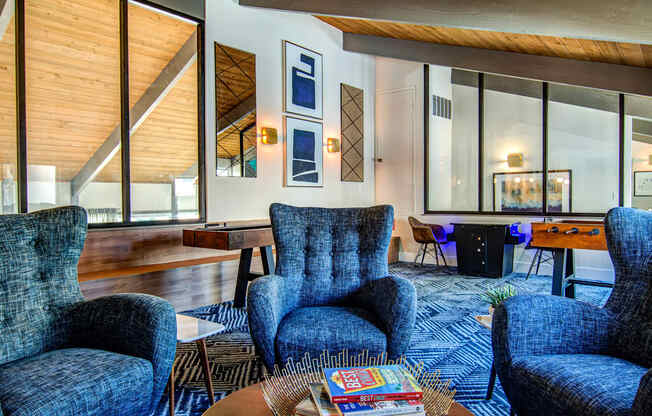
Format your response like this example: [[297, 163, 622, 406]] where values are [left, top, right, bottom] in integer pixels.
[[550, 248, 614, 298], [233, 245, 274, 308], [486, 364, 496, 399]]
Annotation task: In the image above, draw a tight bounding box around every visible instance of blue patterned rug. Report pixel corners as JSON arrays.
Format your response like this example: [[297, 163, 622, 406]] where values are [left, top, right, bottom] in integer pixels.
[[154, 263, 611, 416]]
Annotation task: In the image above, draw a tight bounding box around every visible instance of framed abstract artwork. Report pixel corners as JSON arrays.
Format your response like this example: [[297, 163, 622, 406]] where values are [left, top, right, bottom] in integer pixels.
[[341, 83, 364, 182], [493, 170, 572, 213], [634, 171, 652, 197], [284, 116, 323, 187], [283, 41, 323, 120]]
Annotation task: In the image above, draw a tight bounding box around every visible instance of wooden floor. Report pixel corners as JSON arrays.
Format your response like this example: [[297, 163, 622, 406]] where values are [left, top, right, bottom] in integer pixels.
[[80, 256, 266, 312]]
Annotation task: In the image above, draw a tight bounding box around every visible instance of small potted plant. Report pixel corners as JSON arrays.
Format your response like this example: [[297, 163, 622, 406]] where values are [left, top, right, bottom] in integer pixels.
[[483, 285, 517, 315]]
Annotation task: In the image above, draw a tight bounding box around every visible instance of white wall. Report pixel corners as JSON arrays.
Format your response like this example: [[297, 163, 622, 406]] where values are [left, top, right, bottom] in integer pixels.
[[204, 0, 376, 221], [376, 58, 616, 282]]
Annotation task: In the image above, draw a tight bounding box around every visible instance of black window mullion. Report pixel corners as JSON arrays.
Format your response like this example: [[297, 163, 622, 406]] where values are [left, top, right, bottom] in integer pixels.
[[16, 0, 27, 213], [197, 22, 206, 222], [618, 93, 625, 207], [478, 73, 484, 212], [542, 82, 549, 216], [423, 64, 429, 213], [120, 0, 131, 223]]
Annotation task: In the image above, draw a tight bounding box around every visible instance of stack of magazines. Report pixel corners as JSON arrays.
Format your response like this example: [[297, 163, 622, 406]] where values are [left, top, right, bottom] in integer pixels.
[[294, 365, 425, 416]]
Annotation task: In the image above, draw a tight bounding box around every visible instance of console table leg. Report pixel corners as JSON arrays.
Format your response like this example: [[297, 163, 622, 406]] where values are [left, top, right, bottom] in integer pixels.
[[260, 245, 274, 275], [234, 248, 253, 308], [486, 363, 496, 400], [197, 339, 215, 405]]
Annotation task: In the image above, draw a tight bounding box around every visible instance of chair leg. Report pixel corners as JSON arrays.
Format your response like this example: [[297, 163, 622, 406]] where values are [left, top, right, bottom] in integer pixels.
[[437, 243, 448, 268], [526, 249, 539, 280], [535, 248, 543, 275], [434, 244, 440, 267], [414, 244, 423, 265], [421, 243, 427, 266]]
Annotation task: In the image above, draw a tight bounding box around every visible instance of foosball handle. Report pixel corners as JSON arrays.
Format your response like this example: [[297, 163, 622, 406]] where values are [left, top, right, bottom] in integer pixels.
[[588, 228, 600, 236], [564, 227, 579, 235], [547, 226, 559, 233]]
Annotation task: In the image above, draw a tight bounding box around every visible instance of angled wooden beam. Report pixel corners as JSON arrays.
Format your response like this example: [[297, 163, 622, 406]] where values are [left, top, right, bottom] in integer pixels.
[[343, 33, 652, 97], [0, 0, 14, 40], [217, 94, 256, 136], [71, 30, 198, 200], [239, 0, 652, 44]]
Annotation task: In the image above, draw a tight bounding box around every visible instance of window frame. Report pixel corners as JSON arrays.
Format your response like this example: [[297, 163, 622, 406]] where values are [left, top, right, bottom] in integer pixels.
[[423, 64, 626, 217], [13, 0, 206, 228]]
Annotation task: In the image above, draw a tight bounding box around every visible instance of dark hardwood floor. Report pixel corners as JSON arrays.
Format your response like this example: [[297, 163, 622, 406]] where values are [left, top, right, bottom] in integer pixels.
[[80, 256, 266, 312]]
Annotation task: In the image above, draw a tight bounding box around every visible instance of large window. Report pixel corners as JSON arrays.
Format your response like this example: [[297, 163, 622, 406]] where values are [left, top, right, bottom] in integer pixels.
[[6, 0, 204, 226], [0, 1, 17, 214], [626, 95, 652, 211], [425, 64, 630, 216]]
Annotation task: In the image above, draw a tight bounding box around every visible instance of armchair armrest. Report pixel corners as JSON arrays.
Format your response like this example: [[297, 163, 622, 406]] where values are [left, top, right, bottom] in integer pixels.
[[634, 369, 652, 416], [70, 294, 176, 410], [492, 295, 613, 368], [247, 275, 300, 370], [355, 276, 417, 358]]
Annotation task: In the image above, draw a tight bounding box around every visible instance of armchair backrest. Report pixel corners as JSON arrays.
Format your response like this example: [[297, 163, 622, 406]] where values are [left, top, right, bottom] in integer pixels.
[[604, 207, 652, 368], [0, 206, 87, 366], [270, 203, 393, 306]]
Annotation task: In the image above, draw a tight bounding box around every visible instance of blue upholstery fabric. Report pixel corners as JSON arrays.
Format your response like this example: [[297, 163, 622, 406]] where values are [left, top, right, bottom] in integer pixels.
[[248, 204, 416, 370], [276, 306, 387, 363], [0, 207, 177, 415], [492, 207, 652, 416], [0, 348, 153, 416]]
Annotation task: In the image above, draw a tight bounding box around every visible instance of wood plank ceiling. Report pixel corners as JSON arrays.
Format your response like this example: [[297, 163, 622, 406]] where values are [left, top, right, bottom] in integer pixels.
[[316, 16, 652, 68], [0, 0, 198, 184]]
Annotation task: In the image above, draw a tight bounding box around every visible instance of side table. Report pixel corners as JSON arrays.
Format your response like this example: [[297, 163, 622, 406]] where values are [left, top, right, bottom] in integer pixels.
[[474, 314, 496, 400], [170, 314, 226, 416]]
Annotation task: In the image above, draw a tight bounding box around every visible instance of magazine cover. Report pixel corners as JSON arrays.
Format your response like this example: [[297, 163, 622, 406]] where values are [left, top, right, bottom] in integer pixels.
[[336, 399, 425, 416], [323, 365, 423, 403]]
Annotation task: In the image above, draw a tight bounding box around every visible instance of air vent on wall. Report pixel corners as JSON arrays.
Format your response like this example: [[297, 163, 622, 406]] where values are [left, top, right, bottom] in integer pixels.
[[433, 95, 452, 119]]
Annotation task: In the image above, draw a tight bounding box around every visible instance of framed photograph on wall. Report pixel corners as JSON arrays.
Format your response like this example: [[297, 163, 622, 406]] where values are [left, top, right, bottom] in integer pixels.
[[634, 171, 652, 197], [283, 41, 323, 120], [493, 170, 572, 213], [284, 116, 323, 187]]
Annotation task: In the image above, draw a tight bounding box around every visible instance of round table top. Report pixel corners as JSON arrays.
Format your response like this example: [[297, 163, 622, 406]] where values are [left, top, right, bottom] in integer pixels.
[[202, 383, 473, 416]]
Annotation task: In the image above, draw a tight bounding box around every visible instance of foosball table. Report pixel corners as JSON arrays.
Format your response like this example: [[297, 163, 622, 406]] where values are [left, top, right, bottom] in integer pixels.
[[530, 220, 614, 297]]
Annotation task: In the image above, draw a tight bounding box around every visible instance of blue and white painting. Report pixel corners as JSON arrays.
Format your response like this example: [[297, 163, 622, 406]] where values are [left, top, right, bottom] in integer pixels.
[[285, 116, 323, 187], [284, 41, 323, 120]]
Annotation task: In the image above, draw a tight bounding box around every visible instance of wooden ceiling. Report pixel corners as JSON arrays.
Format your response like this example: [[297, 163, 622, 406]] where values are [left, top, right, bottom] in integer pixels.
[[0, 0, 198, 184], [316, 16, 652, 68], [217, 111, 257, 159]]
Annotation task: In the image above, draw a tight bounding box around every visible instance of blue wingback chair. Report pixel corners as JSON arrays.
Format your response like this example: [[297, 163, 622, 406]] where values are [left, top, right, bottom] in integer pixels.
[[0, 207, 177, 416], [247, 203, 417, 370], [492, 207, 652, 416]]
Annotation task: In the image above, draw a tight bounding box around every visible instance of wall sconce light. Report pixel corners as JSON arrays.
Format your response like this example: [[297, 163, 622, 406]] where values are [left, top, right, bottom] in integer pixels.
[[261, 127, 278, 144], [327, 138, 340, 153], [507, 153, 524, 168]]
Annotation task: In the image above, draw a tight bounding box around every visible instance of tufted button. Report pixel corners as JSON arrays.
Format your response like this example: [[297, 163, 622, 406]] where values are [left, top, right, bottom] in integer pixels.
[[42, 305, 50, 312]]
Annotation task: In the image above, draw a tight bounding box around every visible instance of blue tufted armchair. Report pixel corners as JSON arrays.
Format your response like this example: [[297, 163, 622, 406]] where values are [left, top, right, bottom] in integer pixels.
[[247, 204, 417, 370], [492, 207, 652, 416], [0, 207, 177, 416]]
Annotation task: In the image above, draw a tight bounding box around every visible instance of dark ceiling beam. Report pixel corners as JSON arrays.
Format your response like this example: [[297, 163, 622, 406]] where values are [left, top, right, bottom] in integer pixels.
[[217, 94, 256, 136], [343, 33, 652, 97], [238, 0, 652, 44]]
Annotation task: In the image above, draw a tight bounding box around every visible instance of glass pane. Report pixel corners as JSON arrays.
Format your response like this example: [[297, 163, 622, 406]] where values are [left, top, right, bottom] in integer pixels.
[[548, 84, 619, 213], [0, 3, 17, 214], [215, 42, 257, 177], [25, 0, 122, 223], [483, 75, 543, 213], [626, 94, 652, 211], [427, 67, 478, 211], [129, 1, 199, 222]]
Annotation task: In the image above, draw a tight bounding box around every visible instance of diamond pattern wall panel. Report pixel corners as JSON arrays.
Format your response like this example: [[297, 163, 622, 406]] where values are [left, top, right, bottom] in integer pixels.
[[340, 83, 364, 182]]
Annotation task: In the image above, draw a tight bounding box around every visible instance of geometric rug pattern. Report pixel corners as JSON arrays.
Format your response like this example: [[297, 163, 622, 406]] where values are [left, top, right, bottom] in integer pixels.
[[153, 263, 612, 416]]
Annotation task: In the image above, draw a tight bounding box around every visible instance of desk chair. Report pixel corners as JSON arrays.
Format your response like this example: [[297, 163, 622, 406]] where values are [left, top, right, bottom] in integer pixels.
[[524, 240, 554, 280], [408, 217, 448, 268]]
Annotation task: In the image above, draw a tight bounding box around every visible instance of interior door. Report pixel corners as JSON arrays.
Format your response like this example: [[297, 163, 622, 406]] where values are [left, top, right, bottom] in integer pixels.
[[375, 88, 415, 217]]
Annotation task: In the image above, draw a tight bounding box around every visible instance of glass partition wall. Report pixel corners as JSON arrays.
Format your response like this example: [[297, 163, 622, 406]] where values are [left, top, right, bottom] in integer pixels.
[[425, 64, 633, 216], [6, 0, 204, 226]]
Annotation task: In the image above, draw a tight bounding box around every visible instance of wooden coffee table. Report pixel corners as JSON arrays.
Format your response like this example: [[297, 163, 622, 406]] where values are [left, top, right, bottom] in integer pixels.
[[202, 383, 473, 416]]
